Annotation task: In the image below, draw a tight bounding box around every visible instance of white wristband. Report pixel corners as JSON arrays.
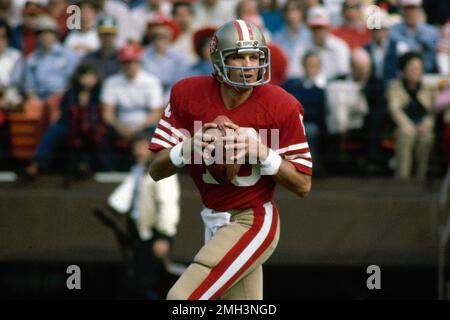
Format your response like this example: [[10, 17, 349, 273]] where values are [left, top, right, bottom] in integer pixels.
[[260, 149, 282, 175], [169, 143, 186, 168]]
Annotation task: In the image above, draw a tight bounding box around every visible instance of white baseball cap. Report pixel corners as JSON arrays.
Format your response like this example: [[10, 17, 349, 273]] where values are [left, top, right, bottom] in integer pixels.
[[307, 6, 331, 27]]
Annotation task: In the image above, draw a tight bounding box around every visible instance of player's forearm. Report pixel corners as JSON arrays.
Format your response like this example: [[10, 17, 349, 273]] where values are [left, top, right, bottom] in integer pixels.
[[273, 160, 311, 197], [148, 149, 178, 181]]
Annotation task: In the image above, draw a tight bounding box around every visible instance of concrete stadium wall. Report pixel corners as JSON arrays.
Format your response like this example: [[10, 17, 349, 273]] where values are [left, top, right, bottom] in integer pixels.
[[0, 175, 441, 266]]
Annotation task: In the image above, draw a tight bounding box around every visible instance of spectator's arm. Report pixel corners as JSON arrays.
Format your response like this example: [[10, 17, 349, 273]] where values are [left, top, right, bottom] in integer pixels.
[[387, 80, 416, 133], [102, 102, 117, 129]]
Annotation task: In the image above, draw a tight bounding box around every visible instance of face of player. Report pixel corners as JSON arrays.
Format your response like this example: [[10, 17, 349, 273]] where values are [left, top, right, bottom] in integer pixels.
[[133, 139, 150, 164], [225, 51, 261, 88]]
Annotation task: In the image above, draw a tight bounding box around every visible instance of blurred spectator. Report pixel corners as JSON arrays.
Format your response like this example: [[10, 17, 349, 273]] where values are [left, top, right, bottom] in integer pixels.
[[0, 19, 21, 93], [282, 51, 326, 171], [45, 0, 70, 41], [331, 0, 371, 50], [24, 63, 104, 178], [172, 1, 197, 65], [258, 0, 284, 34], [388, 51, 437, 180], [185, 26, 216, 77], [192, 0, 236, 29], [10, 1, 44, 56], [141, 17, 187, 99], [325, 48, 370, 137], [390, 0, 439, 73], [96, 0, 133, 46], [322, 0, 346, 26], [101, 43, 163, 170], [376, 0, 401, 15], [0, 0, 13, 26], [267, 42, 288, 85], [108, 132, 180, 299], [80, 15, 121, 80], [291, 5, 351, 80], [24, 15, 79, 102], [272, 0, 312, 78], [131, 0, 172, 43], [236, 0, 265, 30], [363, 10, 398, 173], [64, 0, 99, 57], [435, 82, 450, 163], [437, 18, 450, 76]]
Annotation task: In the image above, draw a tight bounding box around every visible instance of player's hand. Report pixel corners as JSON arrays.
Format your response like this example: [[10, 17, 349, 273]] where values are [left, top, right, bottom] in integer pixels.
[[187, 122, 218, 164], [222, 122, 269, 163], [153, 239, 170, 259]]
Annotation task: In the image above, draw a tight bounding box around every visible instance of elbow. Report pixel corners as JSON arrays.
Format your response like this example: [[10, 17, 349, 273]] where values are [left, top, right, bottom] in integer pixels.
[[294, 179, 311, 198], [149, 165, 163, 181]]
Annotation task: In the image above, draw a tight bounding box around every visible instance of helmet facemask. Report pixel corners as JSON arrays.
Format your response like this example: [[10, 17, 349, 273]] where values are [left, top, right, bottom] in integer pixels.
[[218, 47, 271, 89]]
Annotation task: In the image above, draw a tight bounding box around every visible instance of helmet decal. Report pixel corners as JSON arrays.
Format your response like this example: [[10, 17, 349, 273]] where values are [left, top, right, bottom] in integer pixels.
[[210, 34, 218, 55]]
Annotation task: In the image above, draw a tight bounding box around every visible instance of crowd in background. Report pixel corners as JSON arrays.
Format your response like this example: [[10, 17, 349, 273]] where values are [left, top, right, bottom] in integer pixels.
[[0, 0, 449, 180]]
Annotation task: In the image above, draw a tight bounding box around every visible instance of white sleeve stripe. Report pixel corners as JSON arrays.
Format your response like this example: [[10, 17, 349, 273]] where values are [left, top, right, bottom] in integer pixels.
[[275, 142, 309, 155], [150, 138, 174, 149], [159, 119, 187, 140], [289, 158, 313, 168], [155, 128, 179, 145], [284, 152, 311, 160]]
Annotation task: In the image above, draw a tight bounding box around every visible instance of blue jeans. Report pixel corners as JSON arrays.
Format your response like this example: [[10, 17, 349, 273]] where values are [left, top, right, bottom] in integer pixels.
[[34, 122, 69, 171]]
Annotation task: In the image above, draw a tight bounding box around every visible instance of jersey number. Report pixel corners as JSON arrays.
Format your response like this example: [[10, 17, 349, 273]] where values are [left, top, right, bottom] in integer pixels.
[[202, 165, 261, 186]]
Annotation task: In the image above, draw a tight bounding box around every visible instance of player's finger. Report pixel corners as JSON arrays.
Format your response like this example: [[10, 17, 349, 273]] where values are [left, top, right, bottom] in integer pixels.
[[225, 142, 246, 150], [202, 122, 218, 132], [223, 122, 239, 130]]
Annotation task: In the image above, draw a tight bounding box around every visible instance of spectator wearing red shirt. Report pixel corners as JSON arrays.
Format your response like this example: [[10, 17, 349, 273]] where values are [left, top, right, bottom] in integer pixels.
[[332, 0, 371, 50]]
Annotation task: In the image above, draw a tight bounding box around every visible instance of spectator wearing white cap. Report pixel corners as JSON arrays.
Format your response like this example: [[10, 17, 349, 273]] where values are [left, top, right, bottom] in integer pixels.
[[290, 5, 351, 80], [390, 0, 439, 73]]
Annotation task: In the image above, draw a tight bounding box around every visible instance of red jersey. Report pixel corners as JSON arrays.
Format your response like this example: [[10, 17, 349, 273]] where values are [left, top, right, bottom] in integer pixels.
[[149, 76, 312, 211]]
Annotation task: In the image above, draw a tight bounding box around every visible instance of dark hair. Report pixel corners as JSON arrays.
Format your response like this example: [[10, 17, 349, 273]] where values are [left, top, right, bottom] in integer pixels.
[[0, 18, 11, 41], [70, 63, 100, 91], [282, 0, 302, 15], [302, 50, 320, 66], [398, 51, 423, 71], [172, 1, 193, 16]]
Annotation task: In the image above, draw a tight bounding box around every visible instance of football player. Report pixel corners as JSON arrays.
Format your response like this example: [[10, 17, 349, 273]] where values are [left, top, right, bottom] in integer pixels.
[[148, 20, 312, 300]]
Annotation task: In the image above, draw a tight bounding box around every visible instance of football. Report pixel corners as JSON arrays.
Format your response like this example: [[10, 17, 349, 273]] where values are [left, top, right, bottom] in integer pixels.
[[204, 115, 241, 184]]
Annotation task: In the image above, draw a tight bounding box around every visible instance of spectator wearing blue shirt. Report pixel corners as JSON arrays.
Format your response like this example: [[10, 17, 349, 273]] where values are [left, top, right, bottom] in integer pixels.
[[282, 51, 326, 171], [390, 0, 439, 73], [24, 15, 79, 102], [259, 0, 284, 34], [272, 0, 312, 76]]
